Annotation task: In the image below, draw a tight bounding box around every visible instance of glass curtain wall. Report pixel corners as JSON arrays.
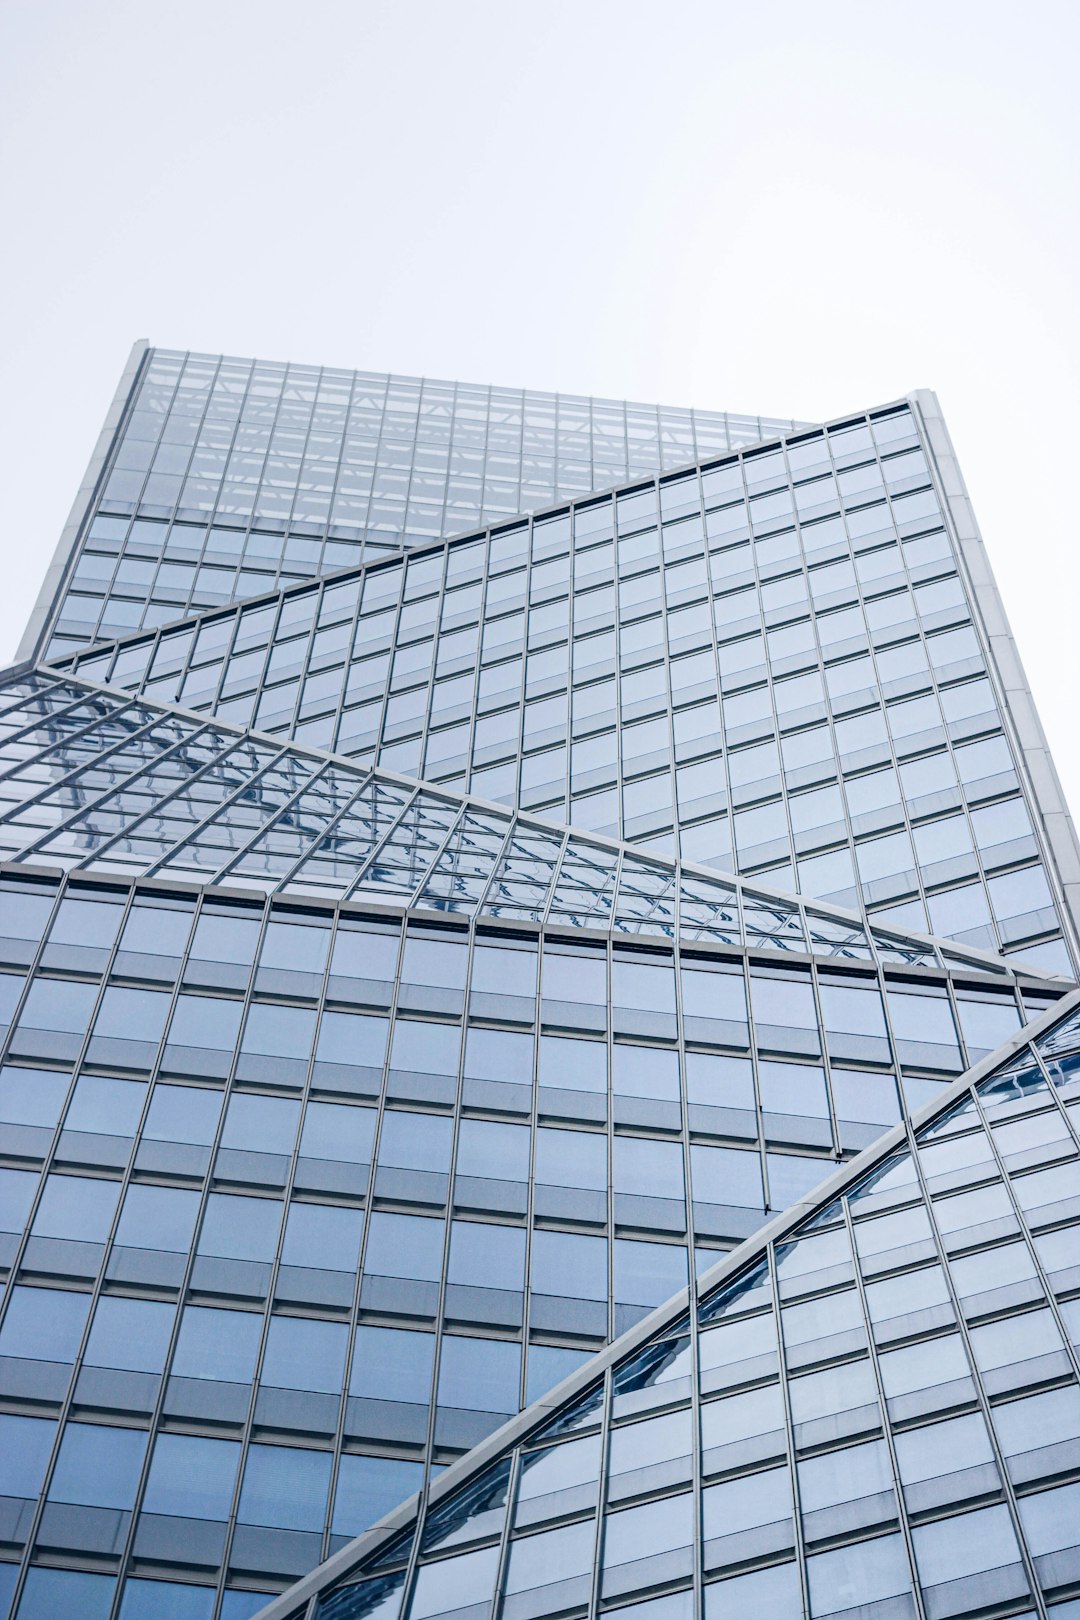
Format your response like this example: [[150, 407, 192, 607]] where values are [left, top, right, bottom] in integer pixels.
[[2, 344, 1077, 1619], [256, 992, 1080, 1620], [55, 402, 1075, 974]]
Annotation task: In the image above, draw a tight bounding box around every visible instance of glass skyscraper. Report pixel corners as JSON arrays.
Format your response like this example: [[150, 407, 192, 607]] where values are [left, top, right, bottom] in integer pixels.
[[0, 343, 1077, 1620]]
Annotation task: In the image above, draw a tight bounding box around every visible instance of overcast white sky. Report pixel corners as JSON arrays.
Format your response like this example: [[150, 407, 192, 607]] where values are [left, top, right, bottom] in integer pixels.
[[1, 0, 1077, 817]]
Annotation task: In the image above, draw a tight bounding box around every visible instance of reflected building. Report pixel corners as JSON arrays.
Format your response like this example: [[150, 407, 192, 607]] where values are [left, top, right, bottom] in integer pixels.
[[0, 344, 1077, 1620]]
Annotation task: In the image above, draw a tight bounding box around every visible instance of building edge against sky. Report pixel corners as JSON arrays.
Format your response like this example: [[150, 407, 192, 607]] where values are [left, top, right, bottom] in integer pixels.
[[15, 342, 150, 671], [909, 389, 1080, 972]]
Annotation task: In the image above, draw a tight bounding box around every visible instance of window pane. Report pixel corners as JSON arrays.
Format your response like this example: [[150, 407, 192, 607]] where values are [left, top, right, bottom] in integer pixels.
[[0, 1412, 56, 1500], [31, 1173, 120, 1241], [16, 1569, 116, 1620], [261, 1316, 348, 1393], [118, 1579, 215, 1620], [364, 1212, 445, 1281], [237, 1443, 331, 1531], [281, 1202, 363, 1271], [349, 1326, 434, 1405], [48, 1421, 147, 1509], [171, 1306, 263, 1384], [332, 1453, 424, 1537], [437, 1336, 520, 1413], [142, 1432, 240, 1520], [115, 1184, 200, 1253], [0, 1286, 90, 1361], [84, 1296, 175, 1374]]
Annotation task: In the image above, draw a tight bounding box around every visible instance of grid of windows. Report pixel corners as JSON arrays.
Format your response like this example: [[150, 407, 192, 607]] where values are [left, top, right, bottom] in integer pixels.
[[0, 669, 1041, 981], [5, 345, 1079, 1619], [258, 992, 1080, 1620], [0, 868, 1058, 1614], [40, 348, 802, 657], [57, 405, 1072, 973]]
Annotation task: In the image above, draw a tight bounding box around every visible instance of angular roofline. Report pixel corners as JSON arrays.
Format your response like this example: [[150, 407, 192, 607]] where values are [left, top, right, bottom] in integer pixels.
[[2, 664, 1064, 984], [250, 979, 1080, 1620], [25, 340, 808, 670], [134, 343, 809, 433], [43, 395, 929, 668]]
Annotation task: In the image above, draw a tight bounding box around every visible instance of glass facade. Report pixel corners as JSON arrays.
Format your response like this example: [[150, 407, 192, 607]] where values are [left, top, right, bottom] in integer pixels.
[[1, 344, 1078, 1618], [255, 990, 1080, 1620], [0, 669, 1039, 977], [35, 347, 802, 659], [54, 399, 1077, 973], [0, 858, 1065, 1616]]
